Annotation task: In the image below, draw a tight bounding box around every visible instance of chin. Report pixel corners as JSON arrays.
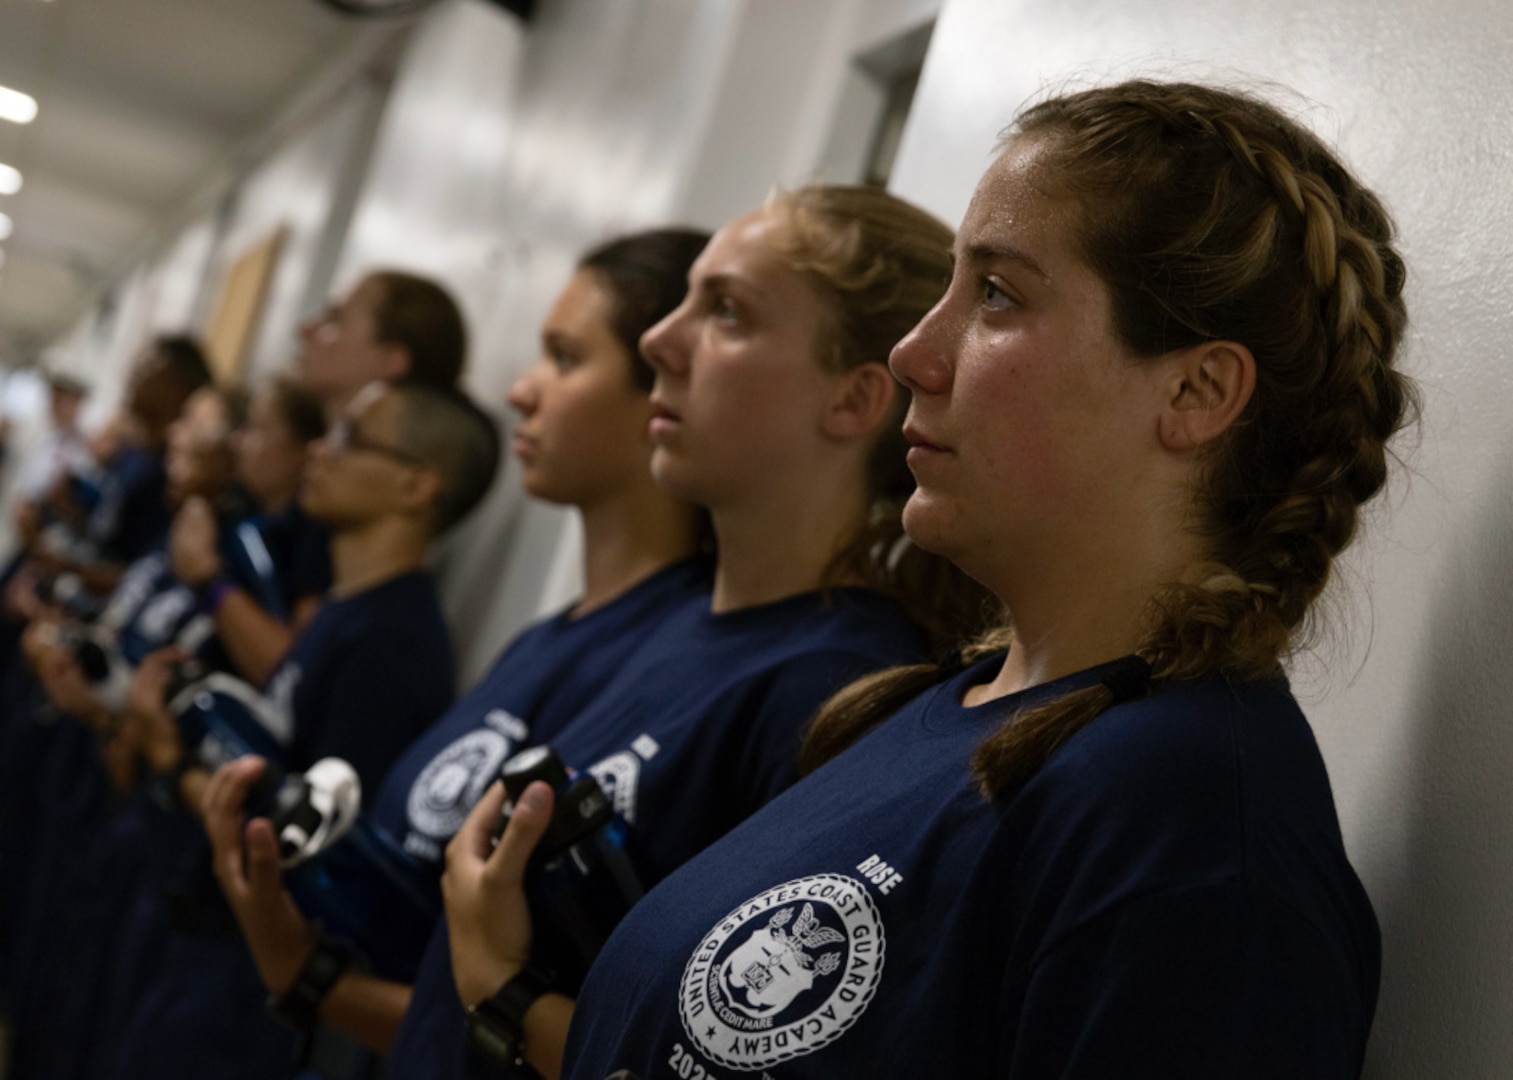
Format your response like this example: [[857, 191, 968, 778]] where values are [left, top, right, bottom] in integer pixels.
[[649, 451, 703, 504], [900, 492, 962, 559]]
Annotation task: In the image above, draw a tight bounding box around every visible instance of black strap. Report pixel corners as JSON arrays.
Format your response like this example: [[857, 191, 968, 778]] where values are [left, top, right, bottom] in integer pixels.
[[267, 934, 352, 1039], [466, 966, 554, 1070], [1100, 656, 1152, 704]]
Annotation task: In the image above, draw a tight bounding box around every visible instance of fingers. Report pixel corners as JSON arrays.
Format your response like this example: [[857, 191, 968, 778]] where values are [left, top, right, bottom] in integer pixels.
[[203, 757, 267, 874], [487, 780, 555, 887], [243, 818, 284, 893], [450, 780, 510, 862]]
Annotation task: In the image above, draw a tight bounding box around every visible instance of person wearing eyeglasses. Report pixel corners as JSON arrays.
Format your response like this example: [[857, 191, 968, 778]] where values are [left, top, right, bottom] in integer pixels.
[[108, 379, 500, 1080], [167, 271, 469, 691]]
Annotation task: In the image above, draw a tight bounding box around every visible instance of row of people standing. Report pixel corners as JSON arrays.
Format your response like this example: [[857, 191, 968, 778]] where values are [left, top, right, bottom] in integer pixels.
[[8, 75, 1413, 1080]]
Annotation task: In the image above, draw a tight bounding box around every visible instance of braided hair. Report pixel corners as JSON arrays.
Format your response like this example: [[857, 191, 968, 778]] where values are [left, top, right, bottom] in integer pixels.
[[801, 80, 1419, 797]]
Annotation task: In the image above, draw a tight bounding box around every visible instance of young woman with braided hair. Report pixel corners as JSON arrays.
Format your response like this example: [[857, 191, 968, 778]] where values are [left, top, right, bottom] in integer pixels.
[[451, 80, 1418, 1080]]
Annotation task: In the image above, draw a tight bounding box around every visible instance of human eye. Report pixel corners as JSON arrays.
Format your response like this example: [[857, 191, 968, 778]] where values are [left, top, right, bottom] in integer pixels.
[[550, 346, 580, 372], [980, 276, 1016, 312], [710, 295, 740, 323]]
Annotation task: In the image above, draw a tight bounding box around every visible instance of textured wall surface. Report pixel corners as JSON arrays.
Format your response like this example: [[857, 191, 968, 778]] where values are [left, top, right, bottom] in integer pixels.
[[894, 1, 1513, 1075]]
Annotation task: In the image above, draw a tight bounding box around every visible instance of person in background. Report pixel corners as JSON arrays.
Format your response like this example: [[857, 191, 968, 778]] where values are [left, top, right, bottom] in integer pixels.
[[2, 381, 255, 1080], [527, 79, 1419, 1080], [107, 379, 501, 1080], [164, 269, 471, 688], [296, 269, 468, 420], [419, 185, 993, 1080], [2, 337, 211, 617], [169, 376, 328, 684], [8, 372, 90, 550], [197, 227, 714, 1073]]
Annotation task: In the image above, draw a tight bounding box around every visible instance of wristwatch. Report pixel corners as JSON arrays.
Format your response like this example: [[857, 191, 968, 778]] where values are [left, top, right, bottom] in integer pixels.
[[148, 752, 198, 812], [465, 966, 553, 1069], [267, 936, 353, 1035]]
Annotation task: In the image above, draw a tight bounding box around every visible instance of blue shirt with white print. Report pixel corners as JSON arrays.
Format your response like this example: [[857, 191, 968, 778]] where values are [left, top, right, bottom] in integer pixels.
[[391, 586, 928, 1080], [563, 655, 1381, 1080]]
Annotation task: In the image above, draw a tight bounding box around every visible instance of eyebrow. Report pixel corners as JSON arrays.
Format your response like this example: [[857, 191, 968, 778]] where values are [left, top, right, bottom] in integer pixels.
[[960, 242, 1051, 283], [695, 271, 767, 300]]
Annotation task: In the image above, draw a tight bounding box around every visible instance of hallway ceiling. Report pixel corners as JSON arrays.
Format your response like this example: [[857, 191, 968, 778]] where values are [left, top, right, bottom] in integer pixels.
[[0, 0, 374, 363]]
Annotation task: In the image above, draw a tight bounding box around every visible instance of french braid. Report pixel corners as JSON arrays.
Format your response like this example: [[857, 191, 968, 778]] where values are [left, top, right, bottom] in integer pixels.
[[802, 81, 1419, 798]]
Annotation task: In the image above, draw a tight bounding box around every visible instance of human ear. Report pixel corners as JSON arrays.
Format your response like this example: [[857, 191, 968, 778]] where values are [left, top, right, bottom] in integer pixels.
[[1157, 341, 1256, 452], [398, 465, 443, 522], [374, 343, 412, 384], [820, 362, 898, 442]]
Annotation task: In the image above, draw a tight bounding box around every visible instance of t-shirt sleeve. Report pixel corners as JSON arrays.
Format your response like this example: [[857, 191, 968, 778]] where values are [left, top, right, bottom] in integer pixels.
[[300, 629, 451, 804], [1007, 880, 1369, 1080]]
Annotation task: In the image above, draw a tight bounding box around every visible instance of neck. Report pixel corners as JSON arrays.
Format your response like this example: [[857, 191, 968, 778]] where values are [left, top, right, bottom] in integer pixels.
[[964, 503, 1199, 706], [708, 472, 870, 613], [260, 484, 299, 517], [574, 482, 701, 616], [327, 517, 429, 599]]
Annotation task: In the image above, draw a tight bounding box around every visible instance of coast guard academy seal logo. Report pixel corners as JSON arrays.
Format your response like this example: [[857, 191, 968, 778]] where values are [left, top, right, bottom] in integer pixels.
[[679, 874, 884, 1070], [406, 723, 516, 839]]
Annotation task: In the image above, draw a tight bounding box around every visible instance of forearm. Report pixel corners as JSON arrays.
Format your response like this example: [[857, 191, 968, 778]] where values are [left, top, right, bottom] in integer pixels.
[[521, 994, 574, 1080], [319, 971, 414, 1054], [213, 590, 296, 685]]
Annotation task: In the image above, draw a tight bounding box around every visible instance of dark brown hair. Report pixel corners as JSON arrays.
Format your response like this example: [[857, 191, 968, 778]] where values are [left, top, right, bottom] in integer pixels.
[[802, 81, 1418, 797], [367, 271, 468, 388], [578, 228, 711, 391], [390, 382, 501, 536], [263, 375, 327, 445]]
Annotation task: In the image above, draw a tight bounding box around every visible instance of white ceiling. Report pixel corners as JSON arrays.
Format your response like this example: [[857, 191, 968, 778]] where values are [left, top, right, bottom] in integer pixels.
[[0, 0, 376, 362]]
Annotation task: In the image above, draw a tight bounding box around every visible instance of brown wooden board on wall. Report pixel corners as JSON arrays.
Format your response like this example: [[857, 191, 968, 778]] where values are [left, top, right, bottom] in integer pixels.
[[205, 226, 286, 384]]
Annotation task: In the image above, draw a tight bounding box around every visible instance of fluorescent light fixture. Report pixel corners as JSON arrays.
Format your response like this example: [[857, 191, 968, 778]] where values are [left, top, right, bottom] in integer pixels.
[[0, 87, 37, 125], [0, 212, 11, 240], [0, 164, 20, 195]]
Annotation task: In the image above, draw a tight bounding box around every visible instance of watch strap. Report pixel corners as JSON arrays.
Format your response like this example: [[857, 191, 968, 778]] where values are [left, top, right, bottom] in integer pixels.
[[465, 966, 554, 1069], [266, 935, 352, 1035], [148, 753, 198, 812]]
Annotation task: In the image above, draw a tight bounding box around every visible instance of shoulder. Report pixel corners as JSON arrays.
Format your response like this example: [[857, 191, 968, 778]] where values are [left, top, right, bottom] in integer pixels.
[[1009, 677, 1363, 952], [1034, 677, 1319, 811]]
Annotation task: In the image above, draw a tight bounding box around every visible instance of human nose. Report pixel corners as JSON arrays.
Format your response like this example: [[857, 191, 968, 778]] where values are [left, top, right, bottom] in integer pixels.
[[640, 304, 690, 378], [889, 298, 955, 396], [506, 364, 541, 417]]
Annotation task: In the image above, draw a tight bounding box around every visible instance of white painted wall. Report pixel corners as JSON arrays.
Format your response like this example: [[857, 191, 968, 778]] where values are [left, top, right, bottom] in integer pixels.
[[894, 1, 1513, 1075], [205, 74, 389, 385], [334, 0, 947, 684]]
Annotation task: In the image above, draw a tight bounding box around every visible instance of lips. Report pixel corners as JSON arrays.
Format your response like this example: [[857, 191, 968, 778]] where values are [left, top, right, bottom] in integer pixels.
[[901, 421, 948, 454], [648, 398, 683, 441], [511, 431, 538, 461]]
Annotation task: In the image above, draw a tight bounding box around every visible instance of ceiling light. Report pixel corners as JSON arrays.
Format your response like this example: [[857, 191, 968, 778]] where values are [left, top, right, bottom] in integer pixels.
[[0, 165, 20, 195], [0, 213, 11, 240], [0, 87, 37, 125]]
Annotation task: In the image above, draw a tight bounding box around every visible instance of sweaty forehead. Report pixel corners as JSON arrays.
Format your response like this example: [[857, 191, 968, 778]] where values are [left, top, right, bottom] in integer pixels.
[[959, 141, 1082, 274]]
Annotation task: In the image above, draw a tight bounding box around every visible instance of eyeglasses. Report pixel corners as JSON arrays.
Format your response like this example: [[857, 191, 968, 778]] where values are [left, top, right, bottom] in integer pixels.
[[326, 416, 423, 466]]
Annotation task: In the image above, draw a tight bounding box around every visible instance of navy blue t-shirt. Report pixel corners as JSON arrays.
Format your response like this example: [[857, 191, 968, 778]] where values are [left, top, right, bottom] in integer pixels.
[[372, 557, 713, 873], [297, 559, 711, 984], [265, 570, 455, 802], [259, 501, 334, 607], [391, 587, 927, 1080], [87, 444, 170, 564], [564, 655, 1381, 1080]]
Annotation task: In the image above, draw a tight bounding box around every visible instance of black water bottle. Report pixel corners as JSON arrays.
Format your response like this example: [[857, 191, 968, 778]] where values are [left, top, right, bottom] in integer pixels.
[[496, 746, 646, 994]]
